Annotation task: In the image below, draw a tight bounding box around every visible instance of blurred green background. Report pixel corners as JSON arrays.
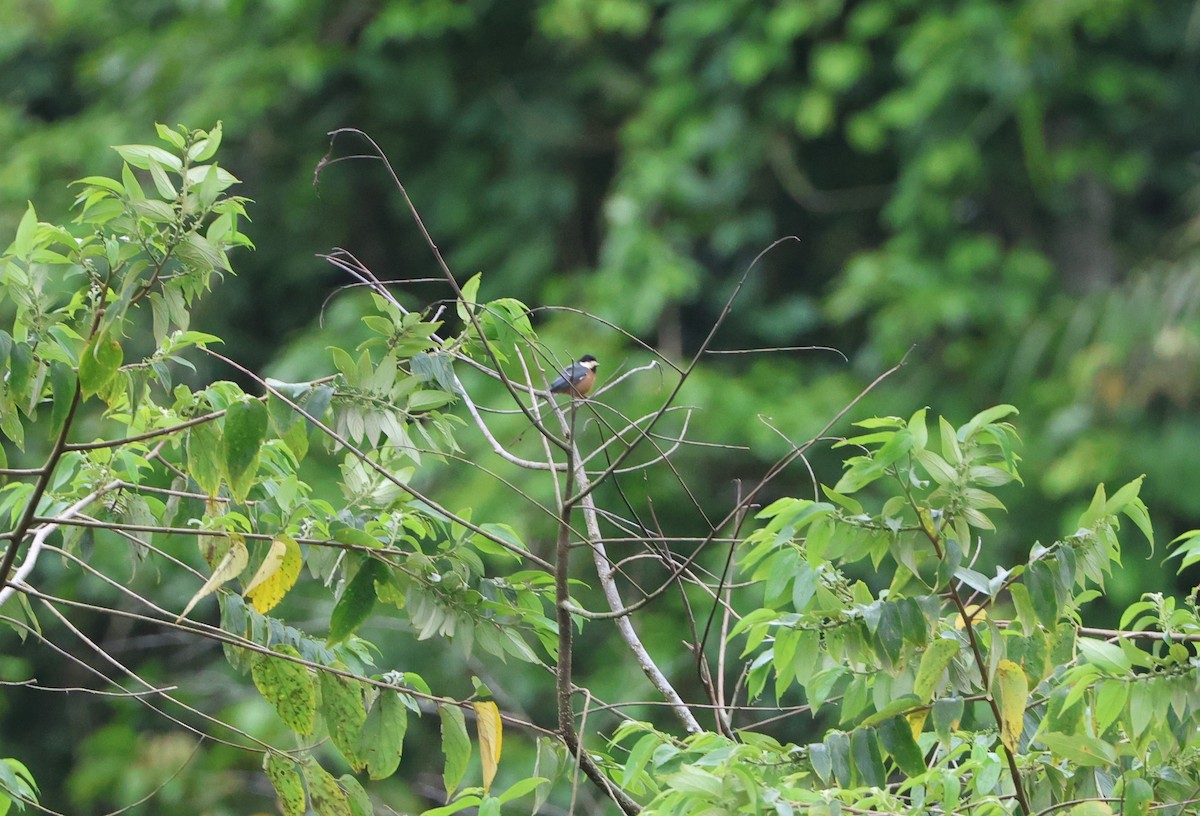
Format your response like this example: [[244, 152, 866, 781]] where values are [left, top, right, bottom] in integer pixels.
[[4, 0, 1200, 812]]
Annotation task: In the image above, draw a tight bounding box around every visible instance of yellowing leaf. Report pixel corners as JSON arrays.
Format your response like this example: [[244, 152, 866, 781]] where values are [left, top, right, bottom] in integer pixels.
[[995, 659, 1028, 753], [906, 708, 928, 740], [1067, 803, 1114, 816], [955, 604, 986, 629], [252, 644, 317, 735], [263, 753, 305, 816], [245, 534, 302, 613], [177, 535, 248, 621], [913, 637, 959, 702], [473, 700, 503, 794], [319, 671, 366, 771], [301, 756, 351, 816]]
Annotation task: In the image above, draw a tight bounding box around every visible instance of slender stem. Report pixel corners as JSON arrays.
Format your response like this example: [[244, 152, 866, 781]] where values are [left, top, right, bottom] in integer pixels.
[[551, 411, 642, 815], [554, 430, 577, 740], [64, 407, 227, 452]]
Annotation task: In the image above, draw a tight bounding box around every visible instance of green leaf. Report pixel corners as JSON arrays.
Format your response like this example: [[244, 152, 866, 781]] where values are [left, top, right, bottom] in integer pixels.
[[222, 398, 268, 501], [113, 143, 183, 171], [1121, 778, 1153, 816], [858, 694, 921, 727], [358, 689, 408, 779], [834, 429, 914, 493], [0, 756, 38, 810], [11, 202, 37, 257], [532, 738, 563, 811], [1025, 559, 1059, 626], [808, 742, 831, 783], [850, 728, 884, 787], [7, 342, 34, 408], [908, 407, 928, 451], [1169, 529, 1200, 570], [328, 560, 384, 644], [189, 122, 223, 162], [975, 752, 1002, 794], [408, 390, 454, 412], [320, 671, 367, 770], [411, 351, 459, 393], [959, 404, 1018, 440], [187, 421, 223, 497], [1037, 731, 1117, 767], [148, 159, 177, 198], [440, 702, 471, 795], [825, 732, 851, 787], [338, 774, 372, 816], [155, 123, 187, 149], [1128, 680, 1158, 738], [877, 715, 925, 776], [1077, 638, 1131, 674], [422, 796, 482, 816], [48, 362, 77, 434], [77, 334, 123, 398], [72, 174, 125, 194], [457, 272, 482, 323], [791, 562, 818, 611], [1122, 496, 1154, 550], [917, 449, 957, 485], [495, 776, 548, 805], [939, 417, 962, 464], [301, 756, 351, 816], [121, 161, 145, 200], [820, 485, 863, 514], [932, 696, 963, 744], [1093, 680, 1127, 735], [474, 523, 527, 558], [621, 732, 660, 787], [263, 753, 305, 816], [252, 644, 317, 735]]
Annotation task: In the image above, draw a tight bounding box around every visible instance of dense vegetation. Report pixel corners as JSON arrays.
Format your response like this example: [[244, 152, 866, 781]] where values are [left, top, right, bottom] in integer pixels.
[[2, 1, 1200, 813]]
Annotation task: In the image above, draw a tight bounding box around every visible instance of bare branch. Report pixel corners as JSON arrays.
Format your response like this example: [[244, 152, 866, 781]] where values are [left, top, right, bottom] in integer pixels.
[[0, 480, 121, 606]]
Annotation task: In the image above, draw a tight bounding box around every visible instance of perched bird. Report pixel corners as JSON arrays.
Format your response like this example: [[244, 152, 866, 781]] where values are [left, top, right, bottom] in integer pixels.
[[548, 354, 599, 399]]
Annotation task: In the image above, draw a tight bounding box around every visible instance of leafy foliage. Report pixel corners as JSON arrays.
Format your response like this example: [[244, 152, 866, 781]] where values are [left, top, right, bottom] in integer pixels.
[[618, 407, 1182, 815], [3, 126, 1200, 815]]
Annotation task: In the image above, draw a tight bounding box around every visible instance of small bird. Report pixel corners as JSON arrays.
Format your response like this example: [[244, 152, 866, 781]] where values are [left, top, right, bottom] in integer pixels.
[[548, 354, 599, 399]]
